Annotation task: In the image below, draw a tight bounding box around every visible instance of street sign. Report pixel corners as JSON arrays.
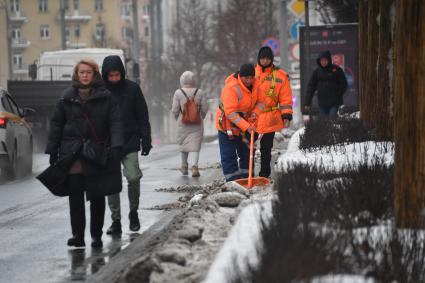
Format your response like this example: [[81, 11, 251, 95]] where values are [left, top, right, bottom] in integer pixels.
[[290, 43, 300, 61], [289, 0, 305, 17], [290, 20, 304, 40], [262, 37, 281, 56]]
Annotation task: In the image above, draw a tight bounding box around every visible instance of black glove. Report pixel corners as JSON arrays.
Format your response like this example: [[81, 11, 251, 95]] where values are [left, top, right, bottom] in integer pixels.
[[282, 114, 293, 121], [141, 145, 152, 156], [49, 153, 58, 165]]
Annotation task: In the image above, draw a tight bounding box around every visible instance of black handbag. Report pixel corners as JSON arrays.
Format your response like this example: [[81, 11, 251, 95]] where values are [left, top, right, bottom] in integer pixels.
[[36, 153, 77, 197], [79, 113, 109, 167]]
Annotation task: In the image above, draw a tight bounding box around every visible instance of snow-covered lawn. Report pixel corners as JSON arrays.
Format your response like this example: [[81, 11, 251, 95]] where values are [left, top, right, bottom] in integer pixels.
[[276, 127, 394, 173]]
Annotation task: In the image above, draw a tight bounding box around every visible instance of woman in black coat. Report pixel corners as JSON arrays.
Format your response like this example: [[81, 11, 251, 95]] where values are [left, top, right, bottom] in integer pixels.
[[45, 59, 123, 248]]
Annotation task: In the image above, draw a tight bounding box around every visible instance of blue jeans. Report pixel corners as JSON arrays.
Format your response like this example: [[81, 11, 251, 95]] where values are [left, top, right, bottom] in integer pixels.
[[218, 131, 250, 182], [319, 105, 339, 118]]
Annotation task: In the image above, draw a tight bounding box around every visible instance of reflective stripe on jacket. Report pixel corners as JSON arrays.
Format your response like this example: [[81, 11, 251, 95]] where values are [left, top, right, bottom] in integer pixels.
[[215, 73, 261, 135], [255, 64, 293, 133]]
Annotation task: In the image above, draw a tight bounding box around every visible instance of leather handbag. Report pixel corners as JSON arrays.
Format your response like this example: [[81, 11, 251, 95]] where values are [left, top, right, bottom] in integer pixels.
[[36, 153, 77, 197], [80, 113, 109, 167]]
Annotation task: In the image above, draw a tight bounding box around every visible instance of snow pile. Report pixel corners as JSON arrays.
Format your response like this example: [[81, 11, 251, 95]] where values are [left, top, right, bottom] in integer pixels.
[[276, 141, 394, 173], [203, 200, 273, 283], [307, 275, 376, 283], [122, 178, 276, 283]]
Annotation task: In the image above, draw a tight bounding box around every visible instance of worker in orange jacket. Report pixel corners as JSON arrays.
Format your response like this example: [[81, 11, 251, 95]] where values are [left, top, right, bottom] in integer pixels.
[[216, 64, 264, 182], [255, 46, 293, 178]]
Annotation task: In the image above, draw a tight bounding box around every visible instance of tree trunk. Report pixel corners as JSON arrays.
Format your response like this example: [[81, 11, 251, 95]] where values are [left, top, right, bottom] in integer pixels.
[[375, 0, 394, 138], [394, 0, 425, 228], [358, 0, 368, 123], [360, 0, 380, 130]]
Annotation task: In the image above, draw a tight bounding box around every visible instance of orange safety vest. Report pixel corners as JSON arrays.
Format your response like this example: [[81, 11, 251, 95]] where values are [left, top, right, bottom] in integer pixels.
[[255, 64, 293, 134], [215, 74, 261, 136]]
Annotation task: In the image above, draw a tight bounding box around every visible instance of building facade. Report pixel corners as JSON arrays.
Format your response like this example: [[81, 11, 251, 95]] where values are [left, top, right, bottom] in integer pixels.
[[5, 0, 150, 80]]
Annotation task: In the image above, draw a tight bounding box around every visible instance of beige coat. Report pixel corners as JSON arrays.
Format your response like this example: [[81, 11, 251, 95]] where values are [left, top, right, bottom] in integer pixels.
[[171, 87, 208, 152]]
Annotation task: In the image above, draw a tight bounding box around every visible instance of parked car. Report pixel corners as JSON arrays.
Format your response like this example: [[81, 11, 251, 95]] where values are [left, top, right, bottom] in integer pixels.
[[0, 88, 34, 179]]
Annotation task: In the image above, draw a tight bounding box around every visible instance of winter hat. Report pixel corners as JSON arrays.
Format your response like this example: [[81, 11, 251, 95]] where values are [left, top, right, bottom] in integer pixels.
[[258, 46, 274, 60], [239, 64, 255, 77], [180, 71, 196, 88]]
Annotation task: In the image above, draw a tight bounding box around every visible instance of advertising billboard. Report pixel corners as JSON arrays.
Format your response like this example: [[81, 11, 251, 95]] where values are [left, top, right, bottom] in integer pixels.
[[299, 24, 359, 111]]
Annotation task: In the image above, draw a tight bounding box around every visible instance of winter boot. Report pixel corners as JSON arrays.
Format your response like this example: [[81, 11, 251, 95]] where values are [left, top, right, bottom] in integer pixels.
[[67, 235, 85, 247], [129, 210, 140, 232], [191, 165, 200, 177], [91, 237, 103, 248], [106, 220, 122, 235], [179, 164, 188, 176]]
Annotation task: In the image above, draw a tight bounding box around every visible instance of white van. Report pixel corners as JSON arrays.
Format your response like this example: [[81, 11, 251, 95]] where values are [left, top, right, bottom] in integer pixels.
[[37, 48, 125, 80]]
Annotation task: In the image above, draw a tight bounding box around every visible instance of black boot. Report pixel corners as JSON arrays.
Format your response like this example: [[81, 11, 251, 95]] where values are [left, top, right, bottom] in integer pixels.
[[91, 237, 103, 248], [129, 210, 140, 232], [67, 235, 85, 247], [106, 220, 122, 235]]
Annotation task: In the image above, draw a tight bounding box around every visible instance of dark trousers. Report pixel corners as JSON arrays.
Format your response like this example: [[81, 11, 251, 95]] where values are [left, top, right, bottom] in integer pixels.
[[218, 131, 251, 182], [259, 132, 275, 178], [68, 174, 105, 239], [319, 105, 339, 117]]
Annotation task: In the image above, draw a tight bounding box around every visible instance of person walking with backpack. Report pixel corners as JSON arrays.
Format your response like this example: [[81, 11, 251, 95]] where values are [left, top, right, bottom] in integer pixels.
[[171, 71, 209, 177], [101, 55, 152, 235], [255, 46, 293, 178]]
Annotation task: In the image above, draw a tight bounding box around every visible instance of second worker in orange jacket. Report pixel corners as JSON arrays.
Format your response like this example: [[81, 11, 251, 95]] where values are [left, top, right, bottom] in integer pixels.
[[255, 46, 293, 178], [216, 64, 263, 182]]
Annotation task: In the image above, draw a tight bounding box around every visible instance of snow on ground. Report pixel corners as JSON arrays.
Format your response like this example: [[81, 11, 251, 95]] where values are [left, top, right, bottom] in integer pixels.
[[307, 275, 376, 283], [276, 141, 394, 173], [203, 199, 273, 283]]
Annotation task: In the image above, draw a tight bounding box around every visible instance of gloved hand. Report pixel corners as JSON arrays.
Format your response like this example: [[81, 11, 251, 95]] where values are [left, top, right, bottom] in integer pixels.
[[282, 114, 292, 128], [141, 145, 152, 156], [247, 113, 258, 124], [246, 125, 256, 134], [49, 152, 58, 165]]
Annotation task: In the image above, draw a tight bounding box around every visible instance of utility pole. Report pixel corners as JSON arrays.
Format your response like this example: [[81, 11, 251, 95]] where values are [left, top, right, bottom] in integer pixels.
[[4, 4, 13, 79], [132, 0, 141, 83], [279, 0, 289, 70], [304, 0, 311, 81], [60, 0, 66, 49]]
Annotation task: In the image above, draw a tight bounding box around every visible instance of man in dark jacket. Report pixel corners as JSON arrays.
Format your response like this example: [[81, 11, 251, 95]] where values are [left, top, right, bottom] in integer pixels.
[[101, 55, 152, 234], [304, 50, 348, 117]]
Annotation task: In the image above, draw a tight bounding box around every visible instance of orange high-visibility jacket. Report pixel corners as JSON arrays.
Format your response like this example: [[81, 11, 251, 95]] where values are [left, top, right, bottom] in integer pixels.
[[255, 64, 293, 134], [215, 73, 262, 135]]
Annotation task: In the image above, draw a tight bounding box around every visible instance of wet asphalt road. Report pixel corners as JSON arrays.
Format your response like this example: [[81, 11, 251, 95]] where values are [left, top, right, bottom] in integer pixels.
[[0, 142, 221, 283]]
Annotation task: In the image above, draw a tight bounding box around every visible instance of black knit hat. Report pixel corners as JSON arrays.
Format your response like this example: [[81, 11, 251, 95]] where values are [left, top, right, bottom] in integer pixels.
[[239, 63, 255, 77], [258, 46, 274, 66]]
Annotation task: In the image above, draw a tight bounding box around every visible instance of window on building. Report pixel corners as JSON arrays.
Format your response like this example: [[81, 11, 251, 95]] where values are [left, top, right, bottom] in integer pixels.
[[10, 0, 20, 12], [121, 27, 133, 40], [73, 0, 79, 11], [12, 28, 21, 40], [74, 24, 80, 38], [40, 25, 50, 39], [121, 3, 131, 17], [39, 0, 48, 12], [63, 0, 69, 11], [95, 0, 103, 12], [144, 26, 149, 37], [65, 27, 70, 41], [12, 54, 23, 68], [143, 4, 149, 16], [95, 24, 105, 40]]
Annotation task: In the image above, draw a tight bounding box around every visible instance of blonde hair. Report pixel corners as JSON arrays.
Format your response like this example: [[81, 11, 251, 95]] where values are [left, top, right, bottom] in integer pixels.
[[72, 59, 102, 85]]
